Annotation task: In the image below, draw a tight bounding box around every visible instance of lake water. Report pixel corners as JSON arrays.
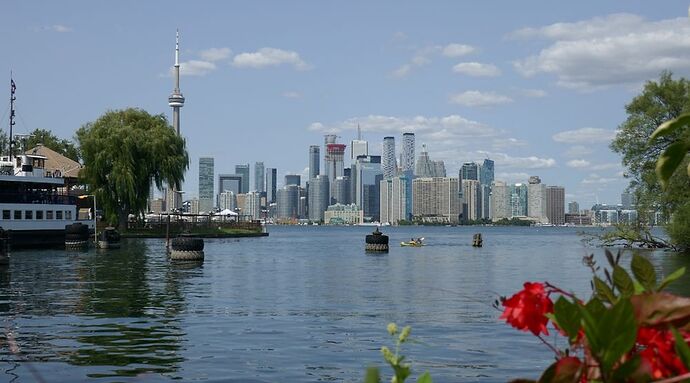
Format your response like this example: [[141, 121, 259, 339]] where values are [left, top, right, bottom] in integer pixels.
[[0, 225, 688, 382]]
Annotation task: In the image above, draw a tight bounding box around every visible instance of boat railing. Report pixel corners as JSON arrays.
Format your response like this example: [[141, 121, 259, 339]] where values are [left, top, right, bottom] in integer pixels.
[[0, 191, 76, 205]]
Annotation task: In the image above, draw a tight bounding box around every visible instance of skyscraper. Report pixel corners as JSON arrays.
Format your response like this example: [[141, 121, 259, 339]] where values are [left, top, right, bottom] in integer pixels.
[[266, 168, 277, 204], [325, 143, 346, 184], [401, 133, 415, 173], [568, 201, 580, 214], [332, 176, 350, 205], [480, 159, 494, 186], [412, 177, 460, 224], [218, 174, 242, 207], [309, 145, 320, 180], [491, 180, 510, 221], [352, 155, 382, 213], [235, 164, 250, 194], [285, 174, 301, 187], [382, 136, 397, 179], [461, 162, 479, 181], [527, 176, 547, 222], [351, 126, 368, 163], [510, 183, 528, 217], [198, 157, 214, 213], [308, 175, 329, 221], [462, 179, 482, 221], [166, 31, 185, 211], [546, 186, 566, 225], [254, 161, 265, 193]]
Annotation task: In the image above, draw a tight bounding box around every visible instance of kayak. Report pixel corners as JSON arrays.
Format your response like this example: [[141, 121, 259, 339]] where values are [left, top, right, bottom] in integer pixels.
[[400, 241, 424, 247]]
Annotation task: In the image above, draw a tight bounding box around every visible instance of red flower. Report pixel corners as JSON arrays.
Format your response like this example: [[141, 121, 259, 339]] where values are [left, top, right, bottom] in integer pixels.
[[500, 282, 554, 336], [636, 327, 689, 380]]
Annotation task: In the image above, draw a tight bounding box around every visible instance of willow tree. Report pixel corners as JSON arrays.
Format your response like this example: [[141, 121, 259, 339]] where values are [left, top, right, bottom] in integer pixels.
[[77, 108, 189, 229]]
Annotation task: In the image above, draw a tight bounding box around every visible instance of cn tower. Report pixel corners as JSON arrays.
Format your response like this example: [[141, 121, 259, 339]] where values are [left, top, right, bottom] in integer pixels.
[[168, 30, 185, 135]]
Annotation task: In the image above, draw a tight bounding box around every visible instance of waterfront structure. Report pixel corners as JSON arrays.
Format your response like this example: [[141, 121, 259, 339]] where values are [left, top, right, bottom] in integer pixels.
[[491, 180, 510, 221], [565, 213, 592, 225], [462, 179, 482, 221], [362, 181, 381, 221], [254, 162, 265, 193], [198, 157, 214, 213], [527, 176, 547, 223], [401, 133, 415, 173], [324, 203, 363, 225], [309, 145, 320, 180], [412, 177, 460, 224], [218, 191, 236, 211], [381, 136, 397, 179], [285, 174, 301, 187], [332, 176, 350, 205], [352, 155, 382, 219], [380, 175, 409, 224], [568, 201, 580, 214], [235, 164, 250, 194], [244, 191, 261, 220], [546, 186, 565, 225], [308, 175, 329, 222], [266, 168, 277, 204], [276, 185, 302, 220], [510, 183, 528, 217], [461, 162, 479, 181], [166, 31, 185, 211]]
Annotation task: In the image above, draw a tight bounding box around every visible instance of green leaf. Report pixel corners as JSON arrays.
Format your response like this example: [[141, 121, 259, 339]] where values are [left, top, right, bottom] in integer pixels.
[[656, 140, 690, 189], [611, 355, 644, 383], [650, 114, 690, 142], [579, 298, 606, 354], [631, 254, 657, 292], [364, 366, 381, 383], [672, 327, 690, 370], [553, 297, 582, 343], [593, 276, 617, 304], [598, 299, 638, 374], [658, 267, 686, 292], [416, 371, 433, 383], [612, 265, 635, 297]]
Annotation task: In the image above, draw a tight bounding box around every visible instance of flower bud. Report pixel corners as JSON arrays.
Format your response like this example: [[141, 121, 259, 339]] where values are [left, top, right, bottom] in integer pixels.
[[398, 326, 411, 343], [387, 323, 398, 336]]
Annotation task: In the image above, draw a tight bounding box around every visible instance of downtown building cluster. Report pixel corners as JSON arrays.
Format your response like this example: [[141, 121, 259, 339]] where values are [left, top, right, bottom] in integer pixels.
[[183, 131, 575, 226]]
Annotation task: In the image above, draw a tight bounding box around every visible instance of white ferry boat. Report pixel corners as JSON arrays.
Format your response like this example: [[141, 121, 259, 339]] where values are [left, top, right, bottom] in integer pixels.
[[0, 78, 93, 248]]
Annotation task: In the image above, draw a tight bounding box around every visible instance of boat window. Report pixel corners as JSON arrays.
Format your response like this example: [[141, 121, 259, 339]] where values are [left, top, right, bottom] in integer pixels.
[[14, 210, 21, 220], [65, 210, 72, 220], [46, 210, 53, 220], [36, 210, 43, 220], [56, 211, 63, 220], [1, 210, 8, 220], [25, 210, 33, 220]]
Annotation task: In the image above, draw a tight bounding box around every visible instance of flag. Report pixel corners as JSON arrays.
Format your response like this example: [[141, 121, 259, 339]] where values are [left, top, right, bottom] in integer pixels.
[[11, 79, 15, 94]]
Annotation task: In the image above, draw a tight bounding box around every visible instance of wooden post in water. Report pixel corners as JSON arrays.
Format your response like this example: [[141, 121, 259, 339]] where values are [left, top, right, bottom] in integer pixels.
[[472, 233, 483, 247]]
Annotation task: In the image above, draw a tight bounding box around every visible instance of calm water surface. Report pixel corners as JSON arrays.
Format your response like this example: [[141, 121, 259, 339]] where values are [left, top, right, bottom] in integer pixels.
[[1, 226, 688, 382]]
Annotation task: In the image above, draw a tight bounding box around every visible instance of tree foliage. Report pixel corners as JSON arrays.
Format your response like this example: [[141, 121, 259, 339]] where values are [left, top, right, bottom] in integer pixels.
[[24, 128, 80, 162], [76, 108, 189, 228]]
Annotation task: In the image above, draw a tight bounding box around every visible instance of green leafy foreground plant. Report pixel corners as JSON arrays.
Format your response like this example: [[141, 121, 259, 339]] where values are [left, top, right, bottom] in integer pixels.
[[365, 323, 432, 383]]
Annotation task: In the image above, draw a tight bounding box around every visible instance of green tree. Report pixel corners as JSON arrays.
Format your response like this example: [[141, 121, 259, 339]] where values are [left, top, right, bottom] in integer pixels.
[[24, 128, 80, 162], [76, 108, 189, 229]]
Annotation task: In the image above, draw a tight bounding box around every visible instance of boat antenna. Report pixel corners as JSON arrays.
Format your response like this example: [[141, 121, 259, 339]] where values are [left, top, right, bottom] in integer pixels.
[[9, 73, 16, 158]]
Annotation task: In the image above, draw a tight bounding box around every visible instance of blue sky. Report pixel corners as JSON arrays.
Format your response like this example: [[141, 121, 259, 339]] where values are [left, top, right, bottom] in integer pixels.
[[3, 1, 690, 208]]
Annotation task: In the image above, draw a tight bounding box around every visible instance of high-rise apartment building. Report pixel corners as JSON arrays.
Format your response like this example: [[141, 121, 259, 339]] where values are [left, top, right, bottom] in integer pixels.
[[266, 168, 277, 204], [546, 186, 566, 225], [218, 174, 243, 206], [510, 183, 528, 217], [244, 191, 262, 220], [382, 136, 397, 179], [198, 156, 214, 213], [415, 144, 435, 177], [412, 177, 460, 224], [332, 176, 350, 205], [491, 180, 510, 221], [350, 140, 368, 163], [480, 159, 494, 186], [309, 145, 320, 180], [277, 185, 303, 220], [326, 143, 346, 186], [461, 162, 479, 181], [462, 179, 482, 221], [352, 155, 382, 212], [308, 175, 329, 222], [254, 161, 265, 193], [285, 174, 301, 187], [235, 164, 250, 194], [568, 201, 580, 214], [380, 175, 410, 225], [218, 191, 236, 211], [527, 176, 547, 222], [401, 133, 415, 173]]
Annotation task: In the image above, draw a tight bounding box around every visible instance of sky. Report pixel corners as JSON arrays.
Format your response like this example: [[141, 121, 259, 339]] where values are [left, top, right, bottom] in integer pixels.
[[3, 1, 690, 209]]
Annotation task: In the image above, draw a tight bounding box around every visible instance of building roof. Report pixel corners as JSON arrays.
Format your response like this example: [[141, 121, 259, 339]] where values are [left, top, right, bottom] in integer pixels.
[[25, 144, 82, 179]]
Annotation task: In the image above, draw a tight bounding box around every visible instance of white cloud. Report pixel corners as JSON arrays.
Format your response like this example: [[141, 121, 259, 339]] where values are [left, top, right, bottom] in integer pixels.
[[552, 127, 616, 144], [282, 91, 301, 99], [512, 14, 690, 89], [567, 159, 591, 168], [442, 43, 475, 57], [564, 145, 592, 157], [233, 48, 311, 70], [496, 172, 530, 183], [477, 152, 556, 169], [178, 60, 217, 76], [35, 24, 72, 33], [521, 89, 547, 98], [391, 64, 413, 78], [452, 62, 501, 77], [450, 91, 513, 107], [199, 47, 232, 62], [582, 173, 622, 185]]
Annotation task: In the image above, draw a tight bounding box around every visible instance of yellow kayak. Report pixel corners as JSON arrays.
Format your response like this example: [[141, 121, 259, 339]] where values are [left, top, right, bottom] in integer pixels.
[[400, 238, 425, 247]]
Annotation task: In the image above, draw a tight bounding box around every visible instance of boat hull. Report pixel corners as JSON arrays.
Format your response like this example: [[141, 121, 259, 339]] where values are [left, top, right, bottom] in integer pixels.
[[5, 229, 68, 249]]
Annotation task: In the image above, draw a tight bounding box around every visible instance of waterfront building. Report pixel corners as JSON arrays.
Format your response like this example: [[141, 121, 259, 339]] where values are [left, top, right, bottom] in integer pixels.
[[244, 191, 261, 220], [276, 185, 303, 220], [382, 136, 397, 179], [565, 213, 592, 225], [285, 174, 301, 187], [380, 175, 409, 224], [254, 161, 265, 193], [198, 156, 214, 213], [480, 184, 491, 220], [546, 185, 566, 225], [150, 198, 165, 214], [218, 174, 242, 205], [309, 145, 320, 180], [362, 180, 382, 222], [568, 201, 580, 214], [308, 175, 329, 222], [461, 162, 479, 181], [332, 176, 350, 205], [218, 191, 237, 211], [491, 180, 510, 221], [324, 203, 364, 225], [326, 142, 346, 195], [433, 161, 446, 177], [527, 176, 547, 223], [401, 133, 415, 173], [235, 164, 250, 194], [510, 183, 528, 217], [266, 168, 277, 204], [415, 144, 435, 177], [462, 179, 482, 221], [480, 159, 494, 186], [166, 188, 183, 212], [352, 155, 382, 219], [324, 134, 337, 172], [412, 177, 460, 224]]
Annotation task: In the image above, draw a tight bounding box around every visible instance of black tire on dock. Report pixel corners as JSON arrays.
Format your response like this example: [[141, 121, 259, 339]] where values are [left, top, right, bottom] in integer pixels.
[[365, 234, 389, 245], [171, 237, 204, 252], [65, 233, 89, 241], [65, 223, 89, 235]]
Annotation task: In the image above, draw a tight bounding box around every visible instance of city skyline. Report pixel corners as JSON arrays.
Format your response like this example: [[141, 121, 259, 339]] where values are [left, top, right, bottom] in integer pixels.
[[4, 1, 690, 208]]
